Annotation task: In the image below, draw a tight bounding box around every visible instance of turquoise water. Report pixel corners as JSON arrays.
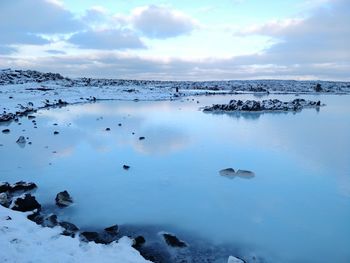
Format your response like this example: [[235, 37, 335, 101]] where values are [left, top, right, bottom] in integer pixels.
[[1, 94, 349, 262]]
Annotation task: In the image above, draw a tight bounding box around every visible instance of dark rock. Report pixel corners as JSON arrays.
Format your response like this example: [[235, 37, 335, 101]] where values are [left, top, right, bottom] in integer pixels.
[[28, 115, 36, 119], [123, 165, 130, 170], [27, 211, 44, 225], [2, 129, 10, 134], [0, 182, 10, 193], [80, 232, 106, 244], [118, 123, 122, 126], [105, 128, 111, 131], [132, 236, 146, 248], [12, 194, 41, 212], [55, 190, 73, 207], [162, 233, 187, 248], [53, 131, 59, 135], [10, 181, 37, 192], [139, 137, 145, 140], [59, 221, 79, 237], [42, 214, 58, 228], [16, 136, 26, 144], [104, 224, 119, 234]]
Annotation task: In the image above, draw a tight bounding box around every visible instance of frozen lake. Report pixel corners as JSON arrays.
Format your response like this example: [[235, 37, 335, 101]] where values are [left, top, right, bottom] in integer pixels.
[[1, 94, 350, 263]]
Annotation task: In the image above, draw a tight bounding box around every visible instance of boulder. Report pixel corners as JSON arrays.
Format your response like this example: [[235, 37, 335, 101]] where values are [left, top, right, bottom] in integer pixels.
[[11, 194, 41, 212], [80, 232, 106, 244], [55, 190, 73, 207]]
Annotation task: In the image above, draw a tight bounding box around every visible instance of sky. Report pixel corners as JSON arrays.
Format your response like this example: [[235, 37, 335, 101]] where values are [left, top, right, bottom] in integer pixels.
[[0, 0, 349, 80]]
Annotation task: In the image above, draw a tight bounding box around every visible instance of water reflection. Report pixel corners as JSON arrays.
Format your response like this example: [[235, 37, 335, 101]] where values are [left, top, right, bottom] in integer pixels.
[[0, 94, 349, 263]]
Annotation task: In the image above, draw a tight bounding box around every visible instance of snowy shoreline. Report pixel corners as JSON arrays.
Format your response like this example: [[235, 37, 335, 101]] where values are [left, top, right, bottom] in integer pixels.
[[1, 69, 349, 123]]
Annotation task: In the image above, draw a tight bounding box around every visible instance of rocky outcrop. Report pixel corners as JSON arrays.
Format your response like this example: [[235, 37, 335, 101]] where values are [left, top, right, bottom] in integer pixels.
[[55, 190, 73, 207], [11, 194, 41, 212], [203, 99, 322, 112]]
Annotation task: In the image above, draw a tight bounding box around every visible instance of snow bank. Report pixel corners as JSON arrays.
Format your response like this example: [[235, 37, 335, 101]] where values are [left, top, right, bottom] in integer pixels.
[[0, 205, 150, 263]]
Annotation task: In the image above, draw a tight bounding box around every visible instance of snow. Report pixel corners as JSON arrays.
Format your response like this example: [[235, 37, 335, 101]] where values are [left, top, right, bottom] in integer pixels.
[[1, 69, 349, 122], [0, 205, 151, 263]]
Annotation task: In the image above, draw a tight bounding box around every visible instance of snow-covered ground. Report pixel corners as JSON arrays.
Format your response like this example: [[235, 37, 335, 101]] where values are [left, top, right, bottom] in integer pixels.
[[1, 68, 349, 122], [0, 205, 150, 263]]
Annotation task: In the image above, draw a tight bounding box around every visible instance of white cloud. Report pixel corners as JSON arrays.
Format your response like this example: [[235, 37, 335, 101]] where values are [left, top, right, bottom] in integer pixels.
[[0, 0, 82, 45], [130, 5, 197, 39]]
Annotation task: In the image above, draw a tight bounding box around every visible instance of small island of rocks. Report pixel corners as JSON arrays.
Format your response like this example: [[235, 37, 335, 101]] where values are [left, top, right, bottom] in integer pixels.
[[203, 98, 322, 113]]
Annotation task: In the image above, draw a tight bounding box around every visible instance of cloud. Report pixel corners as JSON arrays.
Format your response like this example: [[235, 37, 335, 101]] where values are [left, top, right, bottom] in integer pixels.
[[131, 5, 197, 39], [0, 0, 82, 45], [68, 29, 146, 50]]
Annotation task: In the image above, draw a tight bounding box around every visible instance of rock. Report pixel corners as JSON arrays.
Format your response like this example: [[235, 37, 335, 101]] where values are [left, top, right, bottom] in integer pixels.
[[55, 190, 73, 207], [80, 232, 107, 244], [235, 170, 255, 179], [0, 182, 10, 193], [11, 194, 41, 212], [105, 128, 111, 131], [139, 137, 145, 140], [123, 165, 130, 170], [203, 99, 323, 113], [53, 131, 59, 135], [10, 181, 37, 192], [0, 192, 11, 207], [228, 256, 245, 263], [28, 115, 36, 119], [2, 129, 10, 134], [59, 221, 79, 237], [104, 224, 119, 235], [219, 168, 235, 177], [219, 169, 255, 179], [133, 236, 146, 248], [118, 123, 122, 126], [27, 211, 44, 225], [41, 214, 58, 228], [162, 233, 187, 248], [16, 136, 26, 144]]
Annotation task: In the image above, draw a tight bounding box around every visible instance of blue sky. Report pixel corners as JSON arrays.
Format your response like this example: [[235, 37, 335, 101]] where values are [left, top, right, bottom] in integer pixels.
[[0, 0, 348, 80]]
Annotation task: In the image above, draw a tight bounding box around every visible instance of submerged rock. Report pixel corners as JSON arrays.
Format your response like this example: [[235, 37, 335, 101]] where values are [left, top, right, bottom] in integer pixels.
[[55, 190, 73, 207], [219, 168, 255, 179], [123, 165, 130, 170], [2, 129, 10, 134], [16, 136, 26, 144], [11, 194, 41, 212], [162, 233, 187, 248]]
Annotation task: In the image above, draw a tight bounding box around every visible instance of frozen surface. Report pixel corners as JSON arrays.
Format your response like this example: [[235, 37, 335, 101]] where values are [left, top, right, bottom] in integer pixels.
[[1, 94, 350, 262], [0, 205, 150, 263]]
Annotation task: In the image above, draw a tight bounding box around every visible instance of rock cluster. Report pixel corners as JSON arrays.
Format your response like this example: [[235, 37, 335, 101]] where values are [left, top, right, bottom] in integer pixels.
[[203, 99, 322, 112]]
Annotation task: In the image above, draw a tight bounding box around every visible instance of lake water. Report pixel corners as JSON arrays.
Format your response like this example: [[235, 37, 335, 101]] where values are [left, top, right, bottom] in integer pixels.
[[1, 94, 350, 263]]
